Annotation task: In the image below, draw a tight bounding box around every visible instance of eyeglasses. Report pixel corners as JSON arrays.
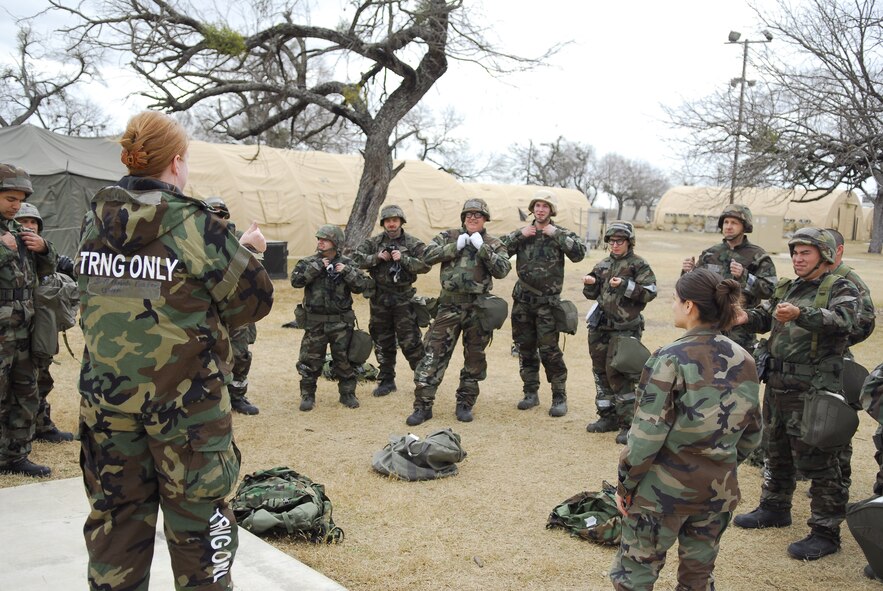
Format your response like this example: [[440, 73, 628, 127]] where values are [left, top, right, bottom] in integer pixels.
[[464, 212, 484, 219], [608, 238, 627, 246]]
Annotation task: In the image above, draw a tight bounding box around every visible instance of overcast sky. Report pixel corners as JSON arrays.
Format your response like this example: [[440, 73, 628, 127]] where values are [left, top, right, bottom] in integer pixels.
[[1, 0, 775, 177]]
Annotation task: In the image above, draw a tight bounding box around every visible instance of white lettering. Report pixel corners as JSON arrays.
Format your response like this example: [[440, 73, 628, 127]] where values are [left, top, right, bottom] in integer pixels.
[[165, 257, 179, 278], [210, 535, 232, 550], [142, 255, 157, 279], [210, 509, 231, 527], [129, 255, 143, 278], [87, 252, 100, 276], [208, 508, 233, 583], [78, 252, 89, 275], [112, 254, 126, 278], [98, 253, 112, 277]]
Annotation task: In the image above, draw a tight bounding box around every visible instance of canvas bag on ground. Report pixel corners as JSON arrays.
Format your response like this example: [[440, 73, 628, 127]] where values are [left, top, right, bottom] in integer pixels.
[[231, 467, 344, 543], [372, 428, 467, 481], [546, 481, 621, 545]]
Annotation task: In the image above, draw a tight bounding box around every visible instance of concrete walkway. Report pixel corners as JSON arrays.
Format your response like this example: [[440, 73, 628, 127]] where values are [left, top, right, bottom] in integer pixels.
[[0, 477, 347, 590]]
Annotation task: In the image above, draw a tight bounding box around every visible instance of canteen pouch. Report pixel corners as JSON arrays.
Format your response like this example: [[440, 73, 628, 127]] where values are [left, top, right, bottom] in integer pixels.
[[475, 294, 508, 332], [552, 299, 579, 335], [348, 328, 373, 365], [608, 335, 651, 379], [800, 389, 859, 449]]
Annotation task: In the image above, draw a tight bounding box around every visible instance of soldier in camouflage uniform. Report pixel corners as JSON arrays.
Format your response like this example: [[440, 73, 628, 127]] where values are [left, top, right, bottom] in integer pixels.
[[501, 190, 586, 416], [0, 164, 57, 477], [860, 362, 883, 582], [76, 111, 274, 591], [583, 221, 657, 444], [14, 202, 76, 443], [291, 224, 373, 411], [205, 196, 260, 416], [682, 204, 777, 351], [733, 228, 860, 561], [611, 268, 761, 591], [353, 204, 430, 397], [406, 198, 511, 426]]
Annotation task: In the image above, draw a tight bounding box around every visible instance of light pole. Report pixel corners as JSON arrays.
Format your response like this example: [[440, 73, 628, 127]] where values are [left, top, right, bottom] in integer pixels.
[[727, 30, 773, 204]]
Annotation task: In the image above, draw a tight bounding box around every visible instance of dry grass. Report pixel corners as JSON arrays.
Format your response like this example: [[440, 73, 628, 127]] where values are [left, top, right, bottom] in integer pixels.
[[4, 229, 883, 591]]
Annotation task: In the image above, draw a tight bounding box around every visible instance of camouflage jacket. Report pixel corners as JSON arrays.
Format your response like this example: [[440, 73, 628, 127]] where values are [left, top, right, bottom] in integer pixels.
[[0, 218, 57, 340], [861, 361, 883, 425], [618, 327, 762, 515], [76, 176, 274, 415], [290, 252, 372, 315], [831, 262, 875, 346], [744, 272, 860, 369], [424, 227, 511, 297], [352, 230, 430, 300], [502, 223, 586, 301], [693, 238, 777, 308], [582, 249, 657, 330]]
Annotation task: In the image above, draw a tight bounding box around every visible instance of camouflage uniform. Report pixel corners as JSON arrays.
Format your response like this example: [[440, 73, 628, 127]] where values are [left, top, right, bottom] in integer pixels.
[[353, 206, 430, 395], [583, 223, 657, 435], [736, 229, 860, 554], [409, 199, 511, 424], [0, 165, 57, 475], [290, 225, 372, 410], [77, 175, 274, 591], [611, 327, 761, 590], [501, 190, 585, 414], [228, 323, 257, 411], [860, 363, 883, 496]]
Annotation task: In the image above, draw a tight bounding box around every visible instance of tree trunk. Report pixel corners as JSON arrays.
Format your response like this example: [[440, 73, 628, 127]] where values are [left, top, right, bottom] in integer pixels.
[[870, 187, 883, 254], [343, 132, 393, 254]]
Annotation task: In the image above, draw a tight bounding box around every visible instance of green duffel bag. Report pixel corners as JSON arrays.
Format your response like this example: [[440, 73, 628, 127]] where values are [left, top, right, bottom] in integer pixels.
[[475, 294, 509, 332], [552, 299, 579, 335], [608, 335, 651, 379], [546, 481, 621, 546], [800, 389, 859, 449], [371, 428, 467, 481], [348, 327, 373, 364]]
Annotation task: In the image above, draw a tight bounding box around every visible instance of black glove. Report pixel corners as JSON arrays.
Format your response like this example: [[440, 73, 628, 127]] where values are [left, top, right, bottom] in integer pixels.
[[57, 255, 75, 278]]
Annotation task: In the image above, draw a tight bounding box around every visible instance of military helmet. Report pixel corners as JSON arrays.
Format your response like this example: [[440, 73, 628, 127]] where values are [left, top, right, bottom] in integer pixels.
[[528, 189, 558, 217], [718, 203, 753, 233], [379, 204, 407, 226], [604, 221, 635, 246], [0, 163, 33, 197], [14, 202, 43, 232], [316, 224, 344, 248], [788, 227, 836, 264], [204, 196, 230, 220], [461, 198, 491, 222]]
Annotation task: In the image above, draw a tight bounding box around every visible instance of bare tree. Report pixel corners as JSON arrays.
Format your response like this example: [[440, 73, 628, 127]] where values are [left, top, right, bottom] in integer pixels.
[[625, 161, 671, 222], [595, 153, 670, 219], [53, 0, 557, 249], [503, 136, 597, 202]]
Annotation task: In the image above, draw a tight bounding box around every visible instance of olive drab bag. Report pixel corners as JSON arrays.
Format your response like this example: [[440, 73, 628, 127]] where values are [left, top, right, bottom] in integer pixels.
[[546, 481, 621, 546], [32, 272, 79, 359], [475, 294, 509, 332], [847, 496, 883, 579], [608, 335, 651, 380], [372, 428, 467, 481], [231, 467, 344, 543], [348, 318, 373, 364], [552, 299, 579, 335]]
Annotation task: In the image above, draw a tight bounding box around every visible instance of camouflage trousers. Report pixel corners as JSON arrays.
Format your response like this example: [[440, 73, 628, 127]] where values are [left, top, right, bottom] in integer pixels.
[[80, 392, 240, 591], [33, 355, 60, 434], [759, 381, 847, 538], [610, 510, 731, 591], [369, 297, 424, 382], [297, 320, 356, 398], [0, 337, 39, 463], [874, 425, 883, 496], [588, 328, 642, 426], [511, 300, 566, 395], [413, 301, 492, 409], [229, 323, 256, 401]]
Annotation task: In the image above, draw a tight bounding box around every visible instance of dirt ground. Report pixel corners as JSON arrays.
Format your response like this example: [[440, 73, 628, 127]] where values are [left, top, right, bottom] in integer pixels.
[[3, 228, 883, 591]]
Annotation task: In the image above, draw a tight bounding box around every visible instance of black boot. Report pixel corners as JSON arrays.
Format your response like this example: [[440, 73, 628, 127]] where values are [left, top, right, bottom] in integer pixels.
[[0, 457, 51, 477], [372, 379, 397, 397], [34, 426, 74, 443], [339, 392, 360, 408], [406, 407, 433, 426], [455, 402, 474, 422], [299, 395, 315, 412], [787, 532, 840, 560], [615, 427, 629, 445], [586, 414, 618, 433], [733, 506, 792, 529], [517, 391, 539, 410], [548, 393, 567, 417], [231, 396, 260, 415]]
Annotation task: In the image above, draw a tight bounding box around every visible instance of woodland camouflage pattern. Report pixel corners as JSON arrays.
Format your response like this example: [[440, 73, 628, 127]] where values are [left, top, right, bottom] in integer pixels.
[[412, 226, 511, 410], [690, 238, 777, 349], [612, 328, 761, 590], [583, 248, 657, 425], [77, 176, 274, 591], [860, 363, 883, 495], [502, 222, 585, 396], [0, 213, 56, 464], [831, 261, 875, 346], [353, 228, 429, 383], [743, 271, 859, 540]]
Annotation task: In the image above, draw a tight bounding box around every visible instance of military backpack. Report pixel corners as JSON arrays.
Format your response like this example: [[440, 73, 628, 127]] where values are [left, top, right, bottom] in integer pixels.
[[32, 271, 79, 359], [372, 428, 467, 481], [546, 481, 621, 545]]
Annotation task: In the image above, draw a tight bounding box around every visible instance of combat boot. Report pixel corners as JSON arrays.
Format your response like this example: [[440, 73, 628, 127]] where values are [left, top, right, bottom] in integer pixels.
[[339, 392, 360, 409], [406, 407, 433, 426], [586, 414, 618, 433], [372, 379, 397, 397], [548, 393, 567, 417], [231, 396, 260, 415], [864, 564, 883, 582], [615, 427, 629, 445], [787, 533, 840, 560], [517, 391, 539, 410], [34, 426, 74, 443], [733, 506, 792, 529], [455, 402, 474, 422], [299, 395, 315, 412], [0, 458, 51, 477]]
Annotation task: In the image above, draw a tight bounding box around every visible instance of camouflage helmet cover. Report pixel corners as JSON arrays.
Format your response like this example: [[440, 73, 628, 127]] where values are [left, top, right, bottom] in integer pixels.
[[379, 204, 407, 226], [461, 198, 491, 222], [204, 195, 230, 219], [788, 227, 836, 264], [316, 224, 345, 247], [718, 204, 754, 233], [14, 202, 43, 232], [528, 189, 558, 217], [0, 163, 33, 197], [604, 220, 636, 246]]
